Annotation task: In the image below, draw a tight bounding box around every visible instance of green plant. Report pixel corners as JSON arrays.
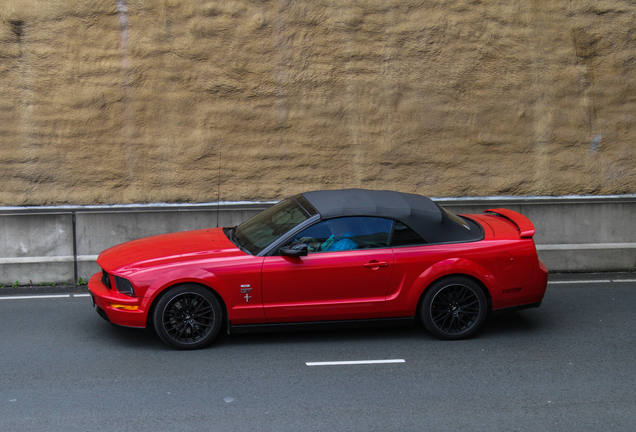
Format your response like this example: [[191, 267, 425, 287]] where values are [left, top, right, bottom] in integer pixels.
[[77, 277, 86, 285], [12, 281, 19, 288], [49, 282, 56, 286]]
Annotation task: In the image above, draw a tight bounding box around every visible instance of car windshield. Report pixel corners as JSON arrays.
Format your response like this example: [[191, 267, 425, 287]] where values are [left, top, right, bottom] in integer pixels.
[[234, 196, 316, 255]]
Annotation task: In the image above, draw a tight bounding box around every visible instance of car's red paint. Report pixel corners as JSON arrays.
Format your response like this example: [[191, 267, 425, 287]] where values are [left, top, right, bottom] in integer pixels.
[[486, 208, 536, 238], [92, 227, 268, 327], [261, 249, 395, 322], [99, 228, 243, 273], [88, 193, 547, 347]]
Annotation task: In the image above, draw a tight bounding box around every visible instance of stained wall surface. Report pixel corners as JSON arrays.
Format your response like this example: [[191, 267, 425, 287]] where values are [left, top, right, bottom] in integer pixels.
[[1, 0, 635, 205]]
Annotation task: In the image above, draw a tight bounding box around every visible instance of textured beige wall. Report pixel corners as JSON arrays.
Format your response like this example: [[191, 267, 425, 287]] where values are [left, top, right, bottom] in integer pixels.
[[1, 0, 635, 205]]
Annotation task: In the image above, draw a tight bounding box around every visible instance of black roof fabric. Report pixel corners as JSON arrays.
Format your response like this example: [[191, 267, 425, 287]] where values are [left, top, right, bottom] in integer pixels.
[[302, 189, 440, 220], [301, 189, 479, 243]]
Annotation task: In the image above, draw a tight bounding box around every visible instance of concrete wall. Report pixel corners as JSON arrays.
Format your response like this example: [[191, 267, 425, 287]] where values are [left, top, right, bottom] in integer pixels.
[[1, 196, 634, 285]]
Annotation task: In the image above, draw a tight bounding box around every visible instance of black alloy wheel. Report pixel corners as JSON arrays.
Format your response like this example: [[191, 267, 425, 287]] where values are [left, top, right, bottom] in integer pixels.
[[421, 276, 487, 340], [153, 285, 222, 350]]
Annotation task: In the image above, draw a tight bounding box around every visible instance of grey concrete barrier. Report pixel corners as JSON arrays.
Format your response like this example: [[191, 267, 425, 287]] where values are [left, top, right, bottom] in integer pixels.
[[0, 195, 634, 285]]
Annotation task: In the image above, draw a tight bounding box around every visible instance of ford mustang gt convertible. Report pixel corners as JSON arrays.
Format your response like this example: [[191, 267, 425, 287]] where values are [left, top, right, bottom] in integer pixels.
[[88, 189, 548, 349]]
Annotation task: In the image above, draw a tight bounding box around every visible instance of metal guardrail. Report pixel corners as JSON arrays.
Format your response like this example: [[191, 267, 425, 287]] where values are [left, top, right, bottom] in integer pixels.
[[1, 194, 635, 215]]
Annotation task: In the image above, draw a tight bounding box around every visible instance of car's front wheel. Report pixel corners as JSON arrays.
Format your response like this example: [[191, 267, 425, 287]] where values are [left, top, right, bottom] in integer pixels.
[[420, 276, 487, 340], [153, 285, 222, 350]]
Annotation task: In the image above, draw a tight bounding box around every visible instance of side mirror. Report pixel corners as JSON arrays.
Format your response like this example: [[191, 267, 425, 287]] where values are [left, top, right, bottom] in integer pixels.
[[279, 242, 308, 257]]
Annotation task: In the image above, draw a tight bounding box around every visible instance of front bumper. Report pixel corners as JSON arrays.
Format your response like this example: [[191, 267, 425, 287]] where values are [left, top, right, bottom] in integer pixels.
[[88, 273, 147, 328]]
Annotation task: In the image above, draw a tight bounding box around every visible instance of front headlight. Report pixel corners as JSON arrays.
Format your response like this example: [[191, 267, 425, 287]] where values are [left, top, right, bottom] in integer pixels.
[[114, 276, 136, 297]]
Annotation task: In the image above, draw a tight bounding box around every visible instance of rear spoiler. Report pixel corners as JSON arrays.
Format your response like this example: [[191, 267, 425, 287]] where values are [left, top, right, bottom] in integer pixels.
[[484, 208, 535, 238]]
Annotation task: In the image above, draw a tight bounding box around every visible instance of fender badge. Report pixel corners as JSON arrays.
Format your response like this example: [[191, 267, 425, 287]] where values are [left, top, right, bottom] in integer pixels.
[[240, 285, 252, 302]]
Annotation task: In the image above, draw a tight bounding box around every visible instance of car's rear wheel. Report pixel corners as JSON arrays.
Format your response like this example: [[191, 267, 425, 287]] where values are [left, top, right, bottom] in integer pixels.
[[420, 276, 487, 340], [153, 285, 222, 350]]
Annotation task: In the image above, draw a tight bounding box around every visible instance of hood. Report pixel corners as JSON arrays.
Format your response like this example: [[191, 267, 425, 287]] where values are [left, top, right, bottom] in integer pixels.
[[97, 227, 244, 273]]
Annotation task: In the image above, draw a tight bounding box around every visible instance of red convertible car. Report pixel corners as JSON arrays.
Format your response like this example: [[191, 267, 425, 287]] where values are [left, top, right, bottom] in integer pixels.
[[88, 189, 548, 349]]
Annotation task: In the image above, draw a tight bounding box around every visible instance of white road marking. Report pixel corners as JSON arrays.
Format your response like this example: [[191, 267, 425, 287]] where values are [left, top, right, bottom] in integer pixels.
[[0, 294, 71, 300], [306, 359, 405, 366], [549, 280, 612, 284], [548, 279, 636, 285], [73, 293, 91, 298]]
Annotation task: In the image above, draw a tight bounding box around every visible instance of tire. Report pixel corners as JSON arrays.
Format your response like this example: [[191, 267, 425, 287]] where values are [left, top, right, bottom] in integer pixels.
[[420, 276, 487, 340], [153, 284, 222, 350]]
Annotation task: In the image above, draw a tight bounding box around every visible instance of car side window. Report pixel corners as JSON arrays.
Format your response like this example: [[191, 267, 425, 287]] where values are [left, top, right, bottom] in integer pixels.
[[291, 217, 394, 253], [390, 221, 426, 247]]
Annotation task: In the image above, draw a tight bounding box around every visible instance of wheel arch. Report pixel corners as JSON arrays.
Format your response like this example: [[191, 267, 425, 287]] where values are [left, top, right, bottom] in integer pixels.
[[145, 281, 228, 331], [406, 257, 497, 319], [415, 272, 493, 322]]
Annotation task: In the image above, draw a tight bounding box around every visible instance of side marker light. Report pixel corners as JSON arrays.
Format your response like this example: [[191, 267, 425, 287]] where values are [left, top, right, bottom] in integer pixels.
[[110, 303, 139, 311], [502, 287, 522, 294]]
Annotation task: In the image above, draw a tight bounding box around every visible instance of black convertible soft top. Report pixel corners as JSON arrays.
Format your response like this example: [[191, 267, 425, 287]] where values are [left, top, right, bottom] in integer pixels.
[[301, 189, 481, 243]]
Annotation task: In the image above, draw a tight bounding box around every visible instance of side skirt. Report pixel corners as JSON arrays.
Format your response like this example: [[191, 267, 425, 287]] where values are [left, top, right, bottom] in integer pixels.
[[227, 317, 415, 335], [491, 301, 542, 315]]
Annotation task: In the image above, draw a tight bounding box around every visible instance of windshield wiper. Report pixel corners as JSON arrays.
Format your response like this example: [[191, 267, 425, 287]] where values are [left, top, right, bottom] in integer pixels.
[[230, 226, 245, 249]]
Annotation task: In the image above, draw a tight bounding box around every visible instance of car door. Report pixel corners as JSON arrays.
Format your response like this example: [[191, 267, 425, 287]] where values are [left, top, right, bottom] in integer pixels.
[[261, 217, 395, 323]]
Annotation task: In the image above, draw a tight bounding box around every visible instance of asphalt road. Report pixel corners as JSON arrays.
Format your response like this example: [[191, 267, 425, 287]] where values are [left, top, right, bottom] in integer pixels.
[[1, 275, 635, 431]]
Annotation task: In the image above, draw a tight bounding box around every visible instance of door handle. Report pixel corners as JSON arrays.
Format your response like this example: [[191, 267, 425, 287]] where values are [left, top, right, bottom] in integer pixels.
[[363, 261, 388, 268]]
